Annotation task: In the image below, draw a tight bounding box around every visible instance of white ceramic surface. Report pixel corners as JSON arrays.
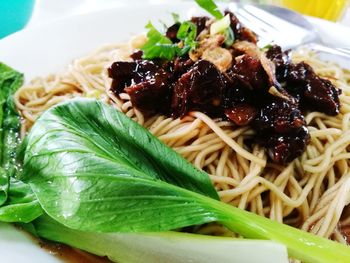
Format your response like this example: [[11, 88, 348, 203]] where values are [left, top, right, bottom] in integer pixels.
[[0, 2, 350, 262], [0, 223, 62, 263]]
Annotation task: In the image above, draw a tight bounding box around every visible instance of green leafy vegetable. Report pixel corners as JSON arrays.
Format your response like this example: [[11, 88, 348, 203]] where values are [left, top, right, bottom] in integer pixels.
[[0, 63, 42, 223], [141, 21, 198, 60], [261, 43, 274, 52], [141, 22, 178, 60], [197, 0, 234, 47], [176, 21, 197, 56], [22, 99, 219, 232], [22, 99, 350, 263], [141, 0, 235, 60], [210, 14, 230, 35], [0, 63, 23, 206], [195, 0, 223, 19], [224, 27, 234, 47], [171, 12, 180, 24], [0, 178, 42, 223], [33, 215, 289, 263], [209, 14, 235, 47]]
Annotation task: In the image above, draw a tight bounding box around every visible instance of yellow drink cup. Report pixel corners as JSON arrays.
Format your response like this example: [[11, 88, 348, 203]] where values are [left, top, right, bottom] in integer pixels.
[[279, 0, 348, 21]]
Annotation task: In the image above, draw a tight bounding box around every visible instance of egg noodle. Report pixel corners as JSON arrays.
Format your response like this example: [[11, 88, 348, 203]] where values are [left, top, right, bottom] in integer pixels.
[[14, 35, 350, 245]]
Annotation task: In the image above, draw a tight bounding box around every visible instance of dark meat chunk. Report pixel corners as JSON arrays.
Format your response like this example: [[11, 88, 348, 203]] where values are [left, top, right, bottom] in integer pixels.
[[260, 126, 310, 164], [172, 56, 195, 77], [166, 23, 180, 43], [225, 11, 257, 43], [287, 62, 308, 83], [232, 41, 288, 99], [232, 41, 282, 90], [222, 72, 255, 108], [287, 62, 341, 115], [253, 100, 305, 134], [253, 100, 310, 163], [130, 50, 143, 61], [124, 81, 171, 116], [191, 16, 210, 36], [108, 60, 172, 115], [108, 61, 135, 94], [265, 45, 291, 81], [171, 60, 225, 117], [230, 55, 269, 90], [304, 75, 341, 115], [225, 104, 257, 126]]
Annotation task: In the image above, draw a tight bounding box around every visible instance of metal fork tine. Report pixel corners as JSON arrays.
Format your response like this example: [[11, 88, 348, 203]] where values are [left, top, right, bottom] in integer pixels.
[[239, 7, 282, 34], [336, 48, 350, 55], [237, 9, 280, 35], [236, 12, 273, 40], [234, 4, 312, 48], [236, 14, 276, 47], [231, 4, 350, 63], [236, 11, 283, 41], [243, 5, 310, 37]]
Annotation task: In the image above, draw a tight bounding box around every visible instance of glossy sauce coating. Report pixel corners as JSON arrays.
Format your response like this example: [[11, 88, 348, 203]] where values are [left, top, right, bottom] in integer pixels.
[[108, 13, 341, 164]]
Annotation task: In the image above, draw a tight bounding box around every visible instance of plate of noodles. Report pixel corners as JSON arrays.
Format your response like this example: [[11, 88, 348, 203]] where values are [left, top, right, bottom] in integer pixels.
[[0, 1, 350, 263]]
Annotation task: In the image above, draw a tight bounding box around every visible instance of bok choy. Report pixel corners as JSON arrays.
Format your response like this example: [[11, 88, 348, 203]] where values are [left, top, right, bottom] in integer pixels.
[[21, 99, 350, 263], [0, 63, 42, 223], [33, 215, 289, 263], [0, 63, 23, 205]]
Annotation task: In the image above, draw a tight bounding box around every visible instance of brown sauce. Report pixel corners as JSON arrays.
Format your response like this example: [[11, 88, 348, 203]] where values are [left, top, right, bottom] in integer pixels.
[[16, 225, 112, 263], [39, 240, 112, 263]]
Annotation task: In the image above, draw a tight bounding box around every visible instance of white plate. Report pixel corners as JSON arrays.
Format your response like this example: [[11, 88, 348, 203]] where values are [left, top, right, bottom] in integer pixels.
[[0, 2, 350, 262]]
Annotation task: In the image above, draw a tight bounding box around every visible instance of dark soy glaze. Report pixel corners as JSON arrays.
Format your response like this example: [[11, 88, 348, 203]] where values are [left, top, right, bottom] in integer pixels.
[[108, 13, 341, 165], [40, 241, 112, 263]]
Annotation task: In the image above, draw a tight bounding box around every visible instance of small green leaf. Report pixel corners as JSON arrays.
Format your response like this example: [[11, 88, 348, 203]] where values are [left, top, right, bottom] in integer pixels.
[[195, 0, 223, 19], [171, 12, 180, 23], [176, 21, 198, 56], [224, 27, 235, 47], [141, 22, 178, 60]]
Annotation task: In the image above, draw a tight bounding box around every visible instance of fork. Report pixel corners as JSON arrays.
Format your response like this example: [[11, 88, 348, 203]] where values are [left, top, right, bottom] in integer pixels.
[[231, 4, 350, 66]]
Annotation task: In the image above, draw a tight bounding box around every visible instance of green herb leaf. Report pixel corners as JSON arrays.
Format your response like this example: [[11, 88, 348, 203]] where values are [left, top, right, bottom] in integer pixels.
[[141, 22, 178, 60], [0, 63, 24, 206], [224, 27, 235, 47], [171, 12, 180, 24], [22, 99, 219, 232], [176, 21, 198, 56], [195, 0, 223, 19]]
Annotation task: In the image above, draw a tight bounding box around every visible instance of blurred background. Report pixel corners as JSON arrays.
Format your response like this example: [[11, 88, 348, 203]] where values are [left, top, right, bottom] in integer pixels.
[[0, 0, 349, 39], [256, 0, 349, 21]]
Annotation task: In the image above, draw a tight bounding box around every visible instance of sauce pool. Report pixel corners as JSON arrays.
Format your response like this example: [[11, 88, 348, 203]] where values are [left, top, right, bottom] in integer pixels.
[[15, 224, 112, 263], [40, 241, 112, 263]]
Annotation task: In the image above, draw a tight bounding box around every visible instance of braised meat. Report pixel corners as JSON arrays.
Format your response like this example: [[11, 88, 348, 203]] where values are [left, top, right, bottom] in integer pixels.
[[109, 60, 172, 116], [108, 11, 341, 164], [171, 60, 225, 117]]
